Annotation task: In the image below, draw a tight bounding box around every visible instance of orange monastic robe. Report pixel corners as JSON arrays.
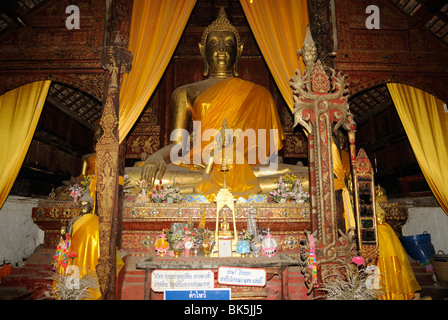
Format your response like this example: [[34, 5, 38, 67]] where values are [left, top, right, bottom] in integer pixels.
[[376, 201, 421, 300], [189, 78, 284, 201], [69, 213, 102, 300]]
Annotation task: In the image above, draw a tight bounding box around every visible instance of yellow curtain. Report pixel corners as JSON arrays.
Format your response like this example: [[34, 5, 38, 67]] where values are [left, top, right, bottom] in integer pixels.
[[333, 141, 356, 232], [0, 81, 51, 209], [387, 83, 448, 215], [240, 0, 309, 112], [118, 0, 196, 143]]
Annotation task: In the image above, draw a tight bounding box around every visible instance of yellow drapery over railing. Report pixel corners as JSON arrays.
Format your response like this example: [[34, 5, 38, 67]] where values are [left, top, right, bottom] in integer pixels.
[[387, 83, 448, 215], [239, 0, 309, 112], [118, 0, 196, 143], [0, 81, 51, 209]]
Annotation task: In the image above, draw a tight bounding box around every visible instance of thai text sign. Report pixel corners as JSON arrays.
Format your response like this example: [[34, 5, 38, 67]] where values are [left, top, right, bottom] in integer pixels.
[[151, 269, 214, 292], [217, 266, 266, 287], [164, 288, 231, 300]]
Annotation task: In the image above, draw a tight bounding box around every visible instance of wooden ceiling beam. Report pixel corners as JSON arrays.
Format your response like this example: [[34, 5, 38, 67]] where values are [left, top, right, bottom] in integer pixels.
[[0, 0, 34, 29], [410, 0, 447, 28]]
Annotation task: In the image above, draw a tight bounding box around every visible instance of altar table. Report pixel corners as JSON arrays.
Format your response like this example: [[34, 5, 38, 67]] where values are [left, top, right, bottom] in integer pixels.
[[136, 253, 299, 300]]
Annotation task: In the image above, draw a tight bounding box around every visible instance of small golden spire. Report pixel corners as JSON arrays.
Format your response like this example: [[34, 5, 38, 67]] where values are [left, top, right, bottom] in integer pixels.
[[200, 7, 242, 47], [220, 119, 229, 173]]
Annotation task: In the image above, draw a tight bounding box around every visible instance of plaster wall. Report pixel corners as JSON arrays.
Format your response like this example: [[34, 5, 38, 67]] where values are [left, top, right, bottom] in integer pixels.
[[402, 206, 448, 254], [0, 196, 44, 266]]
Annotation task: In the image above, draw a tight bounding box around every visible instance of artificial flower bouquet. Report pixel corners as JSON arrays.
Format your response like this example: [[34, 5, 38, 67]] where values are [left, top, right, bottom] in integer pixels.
[[270, 174, 309, 203]]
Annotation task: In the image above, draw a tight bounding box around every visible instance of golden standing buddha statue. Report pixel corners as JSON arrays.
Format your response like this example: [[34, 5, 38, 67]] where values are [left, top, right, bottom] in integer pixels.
[[124, 8, 308, 199]]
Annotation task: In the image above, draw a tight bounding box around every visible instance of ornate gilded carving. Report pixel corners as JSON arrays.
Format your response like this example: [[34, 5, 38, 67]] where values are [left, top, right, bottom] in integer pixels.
[[299, 229, 357, 295], [375, 185, 408, 237], [352, 148, 379, 265], [95, 35, 132, 298], [291, 26, 357, 295], [290, 26, 354, 240]]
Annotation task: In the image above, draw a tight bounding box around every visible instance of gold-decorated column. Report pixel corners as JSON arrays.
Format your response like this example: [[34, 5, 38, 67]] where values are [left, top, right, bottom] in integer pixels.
[[96, 34, 132, 299]]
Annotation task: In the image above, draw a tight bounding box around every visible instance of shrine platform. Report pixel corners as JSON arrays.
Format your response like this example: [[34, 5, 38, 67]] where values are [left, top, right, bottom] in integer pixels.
[[30, 196, 312, 300], [136, 254, 300, 300]]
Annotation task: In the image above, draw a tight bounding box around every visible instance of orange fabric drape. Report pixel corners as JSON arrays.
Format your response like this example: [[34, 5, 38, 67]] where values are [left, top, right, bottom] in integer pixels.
[[376, 201, 421, 299], [118, 0, 196, 143], [190, 77, 284, 201], [377, 223, 421, 299], [332, 141, 356, 232], [387, 83, 448, 215], [69, 213, 102, 300], [240, 0, 309, 112], [0, 81, 51, 209]]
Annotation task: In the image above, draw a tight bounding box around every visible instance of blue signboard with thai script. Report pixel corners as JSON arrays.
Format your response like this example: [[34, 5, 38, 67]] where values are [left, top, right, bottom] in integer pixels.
[[164, 288, 231, 300]]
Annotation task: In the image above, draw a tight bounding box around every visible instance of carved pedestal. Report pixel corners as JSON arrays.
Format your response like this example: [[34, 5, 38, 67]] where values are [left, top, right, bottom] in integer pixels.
[[120, 196, 310, 257]]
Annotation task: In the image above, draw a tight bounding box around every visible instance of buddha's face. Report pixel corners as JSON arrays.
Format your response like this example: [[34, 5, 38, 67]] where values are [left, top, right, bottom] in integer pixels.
[[204, 31, 238, 76], [80, 201, 91, 214]]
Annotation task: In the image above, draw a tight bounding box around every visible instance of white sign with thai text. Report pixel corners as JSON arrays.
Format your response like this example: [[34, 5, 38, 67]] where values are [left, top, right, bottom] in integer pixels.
[[151, 269, 214, 292], [217, 266, 266, 287]]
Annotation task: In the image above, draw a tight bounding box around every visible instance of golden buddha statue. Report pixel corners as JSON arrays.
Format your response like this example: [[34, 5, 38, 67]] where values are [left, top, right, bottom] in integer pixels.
[[219, 214, 233, 238], [125, 7, 308, 199], [67, 199, 93, 236]]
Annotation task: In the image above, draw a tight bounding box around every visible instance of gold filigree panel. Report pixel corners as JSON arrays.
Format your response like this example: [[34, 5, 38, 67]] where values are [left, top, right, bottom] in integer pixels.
[[123, 202, 310, 221], [126, 134, 160, 159]]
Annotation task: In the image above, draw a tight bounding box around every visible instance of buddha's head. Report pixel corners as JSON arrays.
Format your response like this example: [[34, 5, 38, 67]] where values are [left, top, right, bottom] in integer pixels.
[[376, 201, 386, 225], [199, 7, 243, 78], [80, 200, 92, 214]]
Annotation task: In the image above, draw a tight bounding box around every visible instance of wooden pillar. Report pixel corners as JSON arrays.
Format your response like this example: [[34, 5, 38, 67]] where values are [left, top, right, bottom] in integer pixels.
[[95, 35, 132, 299], [292, 26, 357, 295]]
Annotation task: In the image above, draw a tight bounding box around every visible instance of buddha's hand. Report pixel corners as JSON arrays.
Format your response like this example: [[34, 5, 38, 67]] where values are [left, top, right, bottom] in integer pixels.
[[141, 154, 167, 189]]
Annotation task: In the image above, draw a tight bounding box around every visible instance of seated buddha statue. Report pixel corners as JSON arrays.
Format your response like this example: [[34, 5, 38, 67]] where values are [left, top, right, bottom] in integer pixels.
[[124, 8, 309, 200]]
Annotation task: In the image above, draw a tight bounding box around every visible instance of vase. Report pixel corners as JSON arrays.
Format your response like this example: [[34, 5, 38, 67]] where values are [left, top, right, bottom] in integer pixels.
[[173, 250, 182, 258], [236, 240, 251, 256], [202, 244, 211, 257], [251, 242, 262, 257], [279, 198, 286, 203], [152, 198, 162, 203], [167, 197, 174, 204], [134, 194, 150, 205]]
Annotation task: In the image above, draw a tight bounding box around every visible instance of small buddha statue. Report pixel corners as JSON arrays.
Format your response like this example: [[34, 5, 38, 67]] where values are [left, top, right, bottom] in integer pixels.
[[68, 199, 93, 236], [155, 231, 170, 257], [219, 214, 233, 238], [124, 7, 308, 199], [60, 225, 67, 240]]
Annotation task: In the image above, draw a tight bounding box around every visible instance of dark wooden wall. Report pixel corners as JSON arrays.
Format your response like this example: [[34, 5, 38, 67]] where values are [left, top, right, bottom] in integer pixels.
[[332, 0, 448, 197], [1, 0, 130, 197], [11, 100, 94, 196], [356, 103, 430, 197], [334, 0, 448, 101]]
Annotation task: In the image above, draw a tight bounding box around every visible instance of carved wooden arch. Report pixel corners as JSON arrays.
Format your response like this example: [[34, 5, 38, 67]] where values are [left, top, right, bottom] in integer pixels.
[[0, 73, 104, 103], [0, 75, 51, 96], [350, 78, 448, 104]]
